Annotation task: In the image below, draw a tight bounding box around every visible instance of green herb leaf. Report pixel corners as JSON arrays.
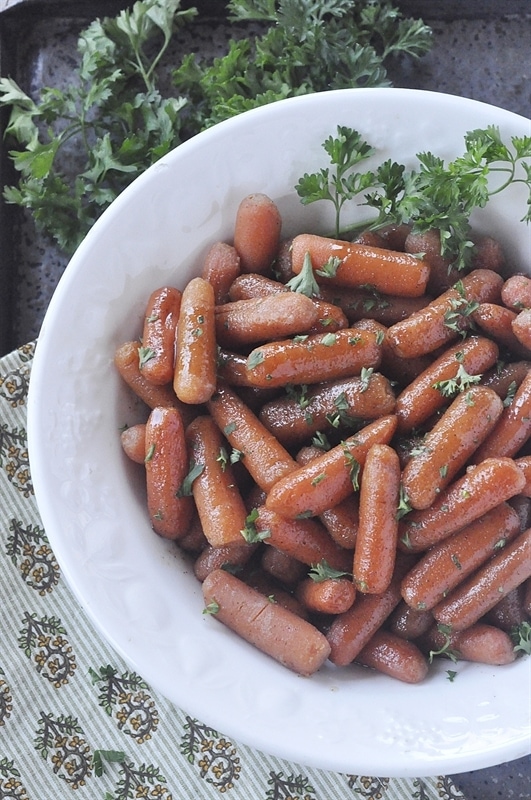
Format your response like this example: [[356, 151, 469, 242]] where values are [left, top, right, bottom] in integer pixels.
[[177, 459, 204, 497], [308, 559, 351, 582]]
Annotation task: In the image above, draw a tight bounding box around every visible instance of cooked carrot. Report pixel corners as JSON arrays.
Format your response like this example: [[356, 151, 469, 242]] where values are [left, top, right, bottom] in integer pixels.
[[355, 630, 429, 683], [206, 382, 297, 492], [245, 328, 382, 388], [265, 415, 398, 519], [509, 495, 531, 532], [193, 541, 257, 583], [353, 444, 400, 594], [433, 527, 531, 631], [512, 309, 531, 351], [473, 370, 531, 460], [233, 193, 282, 274], [260, 546, 307, 587], [386, 269, 503, 359], [400, 503, 521, 610], [399, 458, 526, 553], [484, 585, 528, 631], [373, 222, 412, 251], [401, 385, 504, 510], [258, 372, 396, 447], [523, 578, 531, 617], [471, 234, 506, 273], [227, 272, 348, 333], [404, 227, 459, 295], [296, 576, 356, 615], [173, 277, 217, 404], [254, 506, 353, 573], [140, 286, 182, 385], [501, 274, 531, 310], [352, 318, 434, 389], [481, 359, 531, 399], [516, 455, 531, 497], [326, 556, 412, 666], [320, 285, 432, 327], [290, 233, 430, 297], [120, 423, 146, 464], [144, 406, 193, 539], [472, 302, 527, 355], [201, 569, 331, 676], [177, 512, 208, 553], [395, 336, 499, 433], [246, 570, 309, 619], [422, 623, 516, 666], [185, 415, 249, 547], [387, 601, 434, 640], [215, 292, 319, 348], [201, 241, 241, 304], [115, 341, 184, 412]]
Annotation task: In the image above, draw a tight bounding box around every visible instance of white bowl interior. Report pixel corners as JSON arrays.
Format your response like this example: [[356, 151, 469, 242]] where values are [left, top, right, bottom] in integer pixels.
[[28, 88, 531, 777]]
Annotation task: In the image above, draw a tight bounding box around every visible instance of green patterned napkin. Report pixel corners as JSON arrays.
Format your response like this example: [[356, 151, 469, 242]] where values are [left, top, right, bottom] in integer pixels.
[[0, 343, 466, 800]]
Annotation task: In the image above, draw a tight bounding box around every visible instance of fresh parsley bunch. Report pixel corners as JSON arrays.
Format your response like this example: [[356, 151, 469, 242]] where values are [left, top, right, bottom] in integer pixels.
[[0, 0, 432, 254]]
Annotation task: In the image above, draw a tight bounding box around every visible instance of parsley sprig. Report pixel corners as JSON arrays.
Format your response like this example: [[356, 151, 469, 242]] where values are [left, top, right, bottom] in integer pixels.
[[0, 0, 432, 254], [296, 124, 531, 268]]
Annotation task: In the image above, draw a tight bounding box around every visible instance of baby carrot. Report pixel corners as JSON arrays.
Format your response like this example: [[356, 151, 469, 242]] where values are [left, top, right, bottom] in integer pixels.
[[206, 382, 297, 492], [144, 406, 193, 539], [472, 302, 527, 355], [433, 527, 531, 631], [296, 576, 356, 615], [320, 285, 432, 326], [290, 233, 430, 297], [115, 341, 183, 411], [120, 423, 146, 464], [501, 274, 531, 310], [173, 277, 217, 404], [395, 336, 499, 433], [473, 370, 531, 460], [512, 309, 531, 351], [215, 292, 319, 348], [355, 630, 429, 683], [401, 385, 504, 510], [140, 286, 182, 385], [233, 193, 282, 274], [265, 415, 398, 519], [201, 241, 241, 304], [422, 623, 516, 666], [255, 506, 353, 573], [399, 457, 526, 552], [202, 569, 330, 676], [353, 444, 401, 594], [185, 415, 249, 547], [400, 503, 521, 610], [386, 269, 503, 359], [258, 372, 396, 447], [245, 328, 382, 388], [516, 456, 531, 497]]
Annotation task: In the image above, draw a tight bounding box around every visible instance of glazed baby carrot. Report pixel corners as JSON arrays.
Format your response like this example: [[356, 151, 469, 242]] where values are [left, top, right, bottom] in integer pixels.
[[214, 292, 319, 348], [433, 527, 531, 631], [115, 341, 183, 411], [120, 423, 146, 464], [254, 506, 353, 573], [296, 576, 356, 615], [327, 556, 412, 666], [185, 415, 249, 547], [352, 318, 433, 389], [258, 372, 396, 447], [265, 415, 398, 518], [484, 586, 528, 631], [472, 302, 527, 355], [515, 456, 531, 497], [173, 277, 217, 404], [245, 328, 382, 388], [290, 233, 430, 297], [481, 359, 531, 398], [144, 406, 194, 539], [140, 286, 182, 385], [206, 382, 297, 492], [353, 444, 401, 594], [512, 309, 531, 350], [501, 274, 531, 310], [473, 370, 531, 460], [401, 385, 504, 509], [355, 630, 429, 683], [261, 546, 307, 587], [395, 336, 499, 432], [399, 458, 526, 553], [193, 541, 257, 582], [400, 503, 521, 610], [202, 569, 331, 676], [386, 269, 503, 359], [422, 623, 516, 666], [233, 193, 282, 274], [201, 241, 241, 304], [320, 285, 432, 326], [387, 601, 434, 640]]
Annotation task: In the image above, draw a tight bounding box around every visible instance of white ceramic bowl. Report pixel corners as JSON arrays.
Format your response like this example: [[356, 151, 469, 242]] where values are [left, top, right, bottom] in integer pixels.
[[28, 88, 531, 777]]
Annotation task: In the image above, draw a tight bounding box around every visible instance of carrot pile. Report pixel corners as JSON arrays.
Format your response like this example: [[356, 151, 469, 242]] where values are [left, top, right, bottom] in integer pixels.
[[115, 192, 531, 681]]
